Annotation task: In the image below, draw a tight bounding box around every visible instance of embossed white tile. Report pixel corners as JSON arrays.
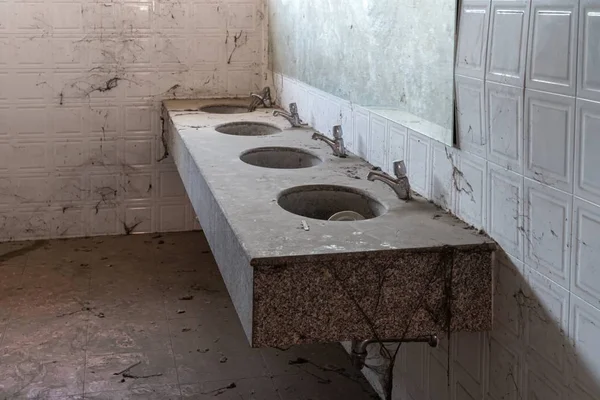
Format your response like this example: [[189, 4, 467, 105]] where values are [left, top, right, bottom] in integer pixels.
[[124, 139, 153, 166], [578, 0, 600, 101], [0, 73, 9, 101], [83, 3, 118, 31], [524, 178, 572, 286], [89, 173, 120, 205], [570, 295, 600, 393], [52, 175, 86, 202], [456, 0, 491, 79], [524, 89, 575, 193], [0, 38, 9, 68], [455, 75, 487, 157], [572, 198, 600, 309], [487, 330, 522, 400], [12, 141, 48, 171], [455, 376, 480, 400], [16, 175, 50, 204], [0, 142, 9, 171], [369, 113, 388, 169], [89, 206, 119, 236], [125, 107, 153, 133], [386, 121, 407, 175], [88, 140, 118, 167], [486, 81, 524, 173], [159, 170, 186, 198], [574, 99, 600, 205], [53, 38, 87, 67], [121, 2, 152, 30], [526, 0, 579, 95], [525, 363, 567, 400], [53, 3, 83, 31], [487, 0, 530, 86], [524, 266, 570, 373], [0, 3, 9, 32], [405, 343, 427, 400], [353, 106, 370, 159], [124, 204, 153, 233], [227, 34, 262, 64], [407, 130, 431, 198], [192, 3, 226, 31], [54, 140, 85, 169], [124, 172, 153, 200], [11, 72, 51, 102], [431, 142, 455, 211], [488, 162, 524, 259], [155, 1, 187, 31], [15, 2, 49, 32], [339, 103, 354, 153], [158, 203, 187, 232], [494, 254, 525, 337], [454, 332, 485, 384], [14, 37, 50, 67], [49, 207, 85, 238], [228, 3, 256, 30], [0, 108, 9, 136], [428, 352, 451, 400], [456, 152, 487, 229], [53, 107, 85, 136]]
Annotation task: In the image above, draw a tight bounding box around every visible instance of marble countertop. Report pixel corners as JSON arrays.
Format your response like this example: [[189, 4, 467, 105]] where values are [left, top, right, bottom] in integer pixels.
[[163, 98, 493, 266]]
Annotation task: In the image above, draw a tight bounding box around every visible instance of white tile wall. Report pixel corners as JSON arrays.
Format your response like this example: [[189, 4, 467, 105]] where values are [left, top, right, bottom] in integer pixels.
[[0, 0, 267, 240], [271, 0, 600, 396]]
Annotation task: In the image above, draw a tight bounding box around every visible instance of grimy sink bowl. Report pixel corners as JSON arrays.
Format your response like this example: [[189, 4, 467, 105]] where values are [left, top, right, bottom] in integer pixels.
[[240, 147, 322, 169], [200, 105, 249, 114], [277, 185, 387, 221], [215, 122, 282, 136]]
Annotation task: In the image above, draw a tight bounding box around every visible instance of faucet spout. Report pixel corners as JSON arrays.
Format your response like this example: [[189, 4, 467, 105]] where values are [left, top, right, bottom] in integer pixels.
[[366, 160, 412, 200], [248, 87, 272, 111], [312, 125, 347, 157], [273, 103, 305, 127]]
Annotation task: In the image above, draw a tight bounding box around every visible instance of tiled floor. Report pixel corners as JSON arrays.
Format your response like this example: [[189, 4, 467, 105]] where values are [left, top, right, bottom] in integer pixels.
[[0, 232, 378, 399]]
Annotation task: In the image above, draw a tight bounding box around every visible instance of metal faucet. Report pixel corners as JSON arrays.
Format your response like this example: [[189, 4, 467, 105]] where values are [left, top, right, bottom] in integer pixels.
[[350, 335, 438, 370], [367, 160, 412, 200], [273, 103, 305, 127], [312, 125, 347, 158], [248, 87, 272, 111]]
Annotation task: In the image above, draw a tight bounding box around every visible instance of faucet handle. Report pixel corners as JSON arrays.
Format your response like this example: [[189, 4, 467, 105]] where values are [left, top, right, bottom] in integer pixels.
[[289, 103, 298, 114], [333, 125, 343, 139], [393, 160, 407, 178]]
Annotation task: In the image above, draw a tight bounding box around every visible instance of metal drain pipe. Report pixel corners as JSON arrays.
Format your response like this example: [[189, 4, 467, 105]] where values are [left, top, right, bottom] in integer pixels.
[[350, 335, 438, 370]]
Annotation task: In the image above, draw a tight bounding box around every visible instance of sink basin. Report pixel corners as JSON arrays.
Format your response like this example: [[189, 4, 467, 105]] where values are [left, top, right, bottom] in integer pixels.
[[215, 122, 282, 136], [200, 105, 249, 114], [240, 147, 322, 169], [277, 185, 387, 221]]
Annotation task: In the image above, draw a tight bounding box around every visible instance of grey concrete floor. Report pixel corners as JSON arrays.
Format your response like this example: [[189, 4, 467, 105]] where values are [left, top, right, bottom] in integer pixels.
[[0, 232, 378, 399]]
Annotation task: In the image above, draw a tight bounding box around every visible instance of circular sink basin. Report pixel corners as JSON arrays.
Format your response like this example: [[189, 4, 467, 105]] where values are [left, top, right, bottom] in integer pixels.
[[240, 147, 322, 169], [200, 105, 249, 114], [277, 185, 387, 221], [215, 122, 282, 136]]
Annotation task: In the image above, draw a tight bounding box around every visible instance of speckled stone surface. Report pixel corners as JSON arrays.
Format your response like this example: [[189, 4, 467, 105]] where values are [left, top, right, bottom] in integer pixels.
[[164, 98, 495, 347], [253, 248, 492, 347]]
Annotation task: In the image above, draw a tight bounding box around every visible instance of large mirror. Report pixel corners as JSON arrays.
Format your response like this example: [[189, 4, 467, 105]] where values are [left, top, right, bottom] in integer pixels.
[[269, 0, 456, 145]]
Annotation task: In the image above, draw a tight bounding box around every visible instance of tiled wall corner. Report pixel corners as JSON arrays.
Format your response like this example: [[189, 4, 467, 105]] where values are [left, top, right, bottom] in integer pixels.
[[0, 0, 267, 241], [271, 0, 600, 397]]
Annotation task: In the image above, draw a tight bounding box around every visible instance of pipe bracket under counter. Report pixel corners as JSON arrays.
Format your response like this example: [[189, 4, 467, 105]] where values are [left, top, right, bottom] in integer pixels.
[[162, 98, 496, 348]]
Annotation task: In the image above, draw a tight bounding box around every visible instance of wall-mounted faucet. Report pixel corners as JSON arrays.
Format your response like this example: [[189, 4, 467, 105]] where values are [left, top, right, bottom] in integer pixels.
[[312, 125, 347, 158], [273, 103, 305, 127], [248, 87, 272, 111], [367, 160, 412, 200]]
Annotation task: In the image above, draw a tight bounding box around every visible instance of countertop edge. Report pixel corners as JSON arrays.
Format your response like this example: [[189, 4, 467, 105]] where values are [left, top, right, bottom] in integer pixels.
[[249, 241, 497, 267]]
